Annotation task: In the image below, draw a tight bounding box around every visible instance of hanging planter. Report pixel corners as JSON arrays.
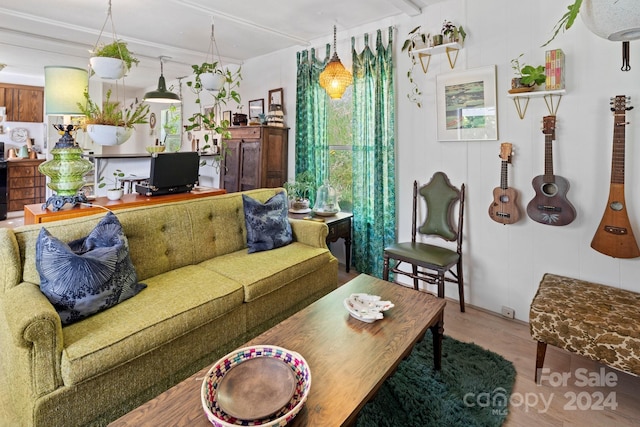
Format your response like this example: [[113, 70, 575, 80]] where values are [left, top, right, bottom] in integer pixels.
[[581, 0, 640, 41], [200, 71, 226, 91], [87, 124, 133, 146], [78, 88, 149, 146], [89, 56, 126, 79]]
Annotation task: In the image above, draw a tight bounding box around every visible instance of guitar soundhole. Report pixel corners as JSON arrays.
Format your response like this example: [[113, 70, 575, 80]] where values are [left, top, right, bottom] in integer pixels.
[[499, 195, 510, 203], [541, 183, 558, 197], [610, 201, 623, 211]]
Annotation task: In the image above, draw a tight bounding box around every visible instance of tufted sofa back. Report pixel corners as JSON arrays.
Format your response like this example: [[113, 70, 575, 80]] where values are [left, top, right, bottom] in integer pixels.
[[8, 188, 284, 286]]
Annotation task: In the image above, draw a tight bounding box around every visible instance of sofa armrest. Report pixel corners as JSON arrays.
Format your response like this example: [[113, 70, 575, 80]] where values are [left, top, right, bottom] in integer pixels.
[[0, 228, 23, 293], [289, 219, 329, 249], [2, 283, 63, 397]]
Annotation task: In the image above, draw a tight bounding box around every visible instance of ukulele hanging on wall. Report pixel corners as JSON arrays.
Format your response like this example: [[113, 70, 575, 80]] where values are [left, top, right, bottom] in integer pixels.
[[488, 142, 521, 224], [591, 95, 640, 258], [526, 116, 576, 226]]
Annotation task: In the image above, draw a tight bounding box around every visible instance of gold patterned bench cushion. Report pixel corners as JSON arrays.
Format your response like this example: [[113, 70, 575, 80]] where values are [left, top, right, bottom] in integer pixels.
[[530, 273, 640, 376]]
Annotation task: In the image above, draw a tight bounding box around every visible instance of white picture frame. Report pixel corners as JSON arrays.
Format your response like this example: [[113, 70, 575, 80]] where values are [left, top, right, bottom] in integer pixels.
[[436, 65, 498, 141]]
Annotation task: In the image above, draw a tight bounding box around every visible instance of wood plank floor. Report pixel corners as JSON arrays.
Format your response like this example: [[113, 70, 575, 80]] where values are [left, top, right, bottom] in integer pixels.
[[338, 269, 640, 426]]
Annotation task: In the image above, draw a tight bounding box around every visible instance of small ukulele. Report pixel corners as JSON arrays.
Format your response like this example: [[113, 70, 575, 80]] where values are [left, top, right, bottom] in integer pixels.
[[526, 116, 576, 226], [488, 142, 521, 224], [591, 95, 640, 258]]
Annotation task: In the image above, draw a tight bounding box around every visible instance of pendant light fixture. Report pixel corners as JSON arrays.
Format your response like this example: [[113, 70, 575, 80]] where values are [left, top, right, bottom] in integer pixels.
[[319, 25, 353, 99], [144, 56, 181, 103]]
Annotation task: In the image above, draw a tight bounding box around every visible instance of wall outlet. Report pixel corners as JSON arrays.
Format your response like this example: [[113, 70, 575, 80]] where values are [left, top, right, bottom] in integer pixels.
[[501, 306, 515, 319]]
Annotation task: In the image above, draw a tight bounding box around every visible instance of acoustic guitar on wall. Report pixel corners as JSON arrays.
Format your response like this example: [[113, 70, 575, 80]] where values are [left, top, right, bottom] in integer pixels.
[[488, 142, 521, 224], [591, 95, 640, 258], [526, 115, 576, 226]]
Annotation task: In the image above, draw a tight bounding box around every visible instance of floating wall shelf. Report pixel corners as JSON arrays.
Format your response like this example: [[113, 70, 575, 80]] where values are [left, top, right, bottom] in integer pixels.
[[412, 42, 463, 73], [506, 89, 566, 119]]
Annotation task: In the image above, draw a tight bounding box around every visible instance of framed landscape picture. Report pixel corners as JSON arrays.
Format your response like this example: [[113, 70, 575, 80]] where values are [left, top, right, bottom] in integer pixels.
[[436, 65, 498, 141], [248, 99, 264, 120]]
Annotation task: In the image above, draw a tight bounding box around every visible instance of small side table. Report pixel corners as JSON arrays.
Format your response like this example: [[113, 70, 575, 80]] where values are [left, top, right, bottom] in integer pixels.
[[289, 211, 353, 272]]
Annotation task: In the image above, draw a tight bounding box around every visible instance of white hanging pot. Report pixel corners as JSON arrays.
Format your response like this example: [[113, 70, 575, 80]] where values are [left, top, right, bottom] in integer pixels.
[[106, 188, 124, 201], [581, 0, 640, 41], [90, 57, 127, 79], [200, 72, 225, 91], [87, 124, 133, 146]]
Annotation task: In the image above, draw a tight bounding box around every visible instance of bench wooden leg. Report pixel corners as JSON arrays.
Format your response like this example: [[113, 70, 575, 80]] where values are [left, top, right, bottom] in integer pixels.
[[535, 341, 547, 383]]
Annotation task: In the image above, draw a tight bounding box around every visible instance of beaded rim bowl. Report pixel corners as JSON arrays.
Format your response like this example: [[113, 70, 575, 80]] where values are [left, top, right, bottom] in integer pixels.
[[201, 345, 311, 427]]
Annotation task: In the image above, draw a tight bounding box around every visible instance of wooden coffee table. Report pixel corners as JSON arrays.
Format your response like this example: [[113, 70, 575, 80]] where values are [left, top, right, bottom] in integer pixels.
[[109, 274, 446, 427]]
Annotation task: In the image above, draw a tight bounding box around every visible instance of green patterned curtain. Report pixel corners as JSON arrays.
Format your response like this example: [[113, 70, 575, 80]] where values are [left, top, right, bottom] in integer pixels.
[[351, 28, 396, 278], [295, 46, 331, 185]]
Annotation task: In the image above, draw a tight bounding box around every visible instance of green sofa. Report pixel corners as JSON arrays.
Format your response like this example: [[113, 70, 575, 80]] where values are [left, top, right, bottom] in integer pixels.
[[0, 188, 338, 427]]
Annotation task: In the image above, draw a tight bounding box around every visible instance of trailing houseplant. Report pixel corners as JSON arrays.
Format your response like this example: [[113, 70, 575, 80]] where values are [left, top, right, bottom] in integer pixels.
[[185, 62, 242, 168], [401, 25, 429, 108]]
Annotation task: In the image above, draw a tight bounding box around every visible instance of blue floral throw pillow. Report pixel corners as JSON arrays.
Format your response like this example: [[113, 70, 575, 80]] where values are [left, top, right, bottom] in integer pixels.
[[36, 212, 146, 325], [242, 192, 293, 254]]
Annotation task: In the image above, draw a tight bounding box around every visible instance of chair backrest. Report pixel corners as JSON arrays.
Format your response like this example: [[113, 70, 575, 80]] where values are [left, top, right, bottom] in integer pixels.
[[412, 172, 465, 249]]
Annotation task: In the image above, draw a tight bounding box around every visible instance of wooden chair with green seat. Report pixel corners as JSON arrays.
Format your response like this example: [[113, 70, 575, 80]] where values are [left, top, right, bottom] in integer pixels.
[[383, 171, 466, 311]]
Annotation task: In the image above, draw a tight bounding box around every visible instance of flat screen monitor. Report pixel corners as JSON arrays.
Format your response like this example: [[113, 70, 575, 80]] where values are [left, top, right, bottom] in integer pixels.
[[148, 152, 200, 190]]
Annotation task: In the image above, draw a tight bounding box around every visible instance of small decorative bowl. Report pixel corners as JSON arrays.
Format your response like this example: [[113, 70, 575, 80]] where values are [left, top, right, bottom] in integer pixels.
[[145, 145, 166, 154], [201, 345, 311, 427]]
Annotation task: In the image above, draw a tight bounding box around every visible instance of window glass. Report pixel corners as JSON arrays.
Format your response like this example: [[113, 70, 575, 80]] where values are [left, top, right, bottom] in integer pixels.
[[327, 86, 353, 211]]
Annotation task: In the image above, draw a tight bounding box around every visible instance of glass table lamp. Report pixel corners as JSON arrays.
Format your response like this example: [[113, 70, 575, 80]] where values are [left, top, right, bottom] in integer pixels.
[[40, 66, 94, 211]]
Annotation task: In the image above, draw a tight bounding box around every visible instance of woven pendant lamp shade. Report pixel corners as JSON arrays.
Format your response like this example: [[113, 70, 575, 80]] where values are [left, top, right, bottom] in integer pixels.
[[319, 25, 353, 99]]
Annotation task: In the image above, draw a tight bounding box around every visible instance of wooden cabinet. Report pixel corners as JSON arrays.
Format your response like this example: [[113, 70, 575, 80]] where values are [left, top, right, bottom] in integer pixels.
[[8, 160, 46, 212], [221, 126, 288, 192], [0, 83, 44, 122]]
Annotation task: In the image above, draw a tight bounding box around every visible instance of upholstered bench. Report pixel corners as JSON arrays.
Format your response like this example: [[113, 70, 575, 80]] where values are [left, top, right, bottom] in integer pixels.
[[530, 273, 640, 381]]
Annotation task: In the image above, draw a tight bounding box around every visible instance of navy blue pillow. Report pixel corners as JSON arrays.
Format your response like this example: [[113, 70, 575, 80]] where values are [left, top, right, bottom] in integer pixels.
[[242, 192, 293, 253], [36, 212, 146, 325]]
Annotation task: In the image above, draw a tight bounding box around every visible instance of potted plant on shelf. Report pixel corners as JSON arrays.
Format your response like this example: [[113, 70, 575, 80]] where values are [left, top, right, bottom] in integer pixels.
[[98, 169, 125, 200], [401, 25, 429, 108], [509, 54, 546, 93], [441, 20, 467, 44], [185, 62, 242, 170], [90, 40, 140, 79], [283, 171, 316, 212], [77, 88, 150, 146]]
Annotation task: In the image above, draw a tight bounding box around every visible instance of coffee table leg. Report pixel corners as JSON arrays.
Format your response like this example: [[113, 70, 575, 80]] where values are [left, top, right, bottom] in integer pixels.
[[430, 313, 444, 370]]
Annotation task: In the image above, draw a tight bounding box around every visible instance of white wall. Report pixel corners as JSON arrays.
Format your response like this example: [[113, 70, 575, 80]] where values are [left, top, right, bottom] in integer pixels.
[[237, 0, 640, 321]]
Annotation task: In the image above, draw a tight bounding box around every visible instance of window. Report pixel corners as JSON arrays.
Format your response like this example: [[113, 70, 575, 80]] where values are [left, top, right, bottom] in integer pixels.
[[327, 86, 353, 211]]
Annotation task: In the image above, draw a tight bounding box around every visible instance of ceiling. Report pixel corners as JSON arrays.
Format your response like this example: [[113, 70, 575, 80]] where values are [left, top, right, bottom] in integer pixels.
[[0, 0, 438, 89]]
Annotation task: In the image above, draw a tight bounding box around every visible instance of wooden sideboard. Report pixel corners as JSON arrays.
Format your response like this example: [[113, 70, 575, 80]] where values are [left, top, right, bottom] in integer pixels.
[[23, 187, 226, 225], [221, 126, 288, 193], [7, 159, 46, 212]]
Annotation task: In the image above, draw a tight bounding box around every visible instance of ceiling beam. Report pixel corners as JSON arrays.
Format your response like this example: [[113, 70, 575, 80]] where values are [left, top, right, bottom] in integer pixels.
[[387, 0, 422, 16], [170, 0, 310, 46]]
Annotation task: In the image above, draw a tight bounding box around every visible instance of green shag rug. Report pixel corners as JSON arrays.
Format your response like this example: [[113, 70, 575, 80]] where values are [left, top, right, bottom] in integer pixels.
[[356, 330, 516, 427]]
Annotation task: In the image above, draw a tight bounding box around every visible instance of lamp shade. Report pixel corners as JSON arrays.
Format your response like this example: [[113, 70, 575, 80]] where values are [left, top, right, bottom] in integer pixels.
[[581, 0, 640, 41], [144, 58, 181, 103], [319, 54, 353, 99], [44, 66, 88, 115], [319, 25, 353, 100]]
